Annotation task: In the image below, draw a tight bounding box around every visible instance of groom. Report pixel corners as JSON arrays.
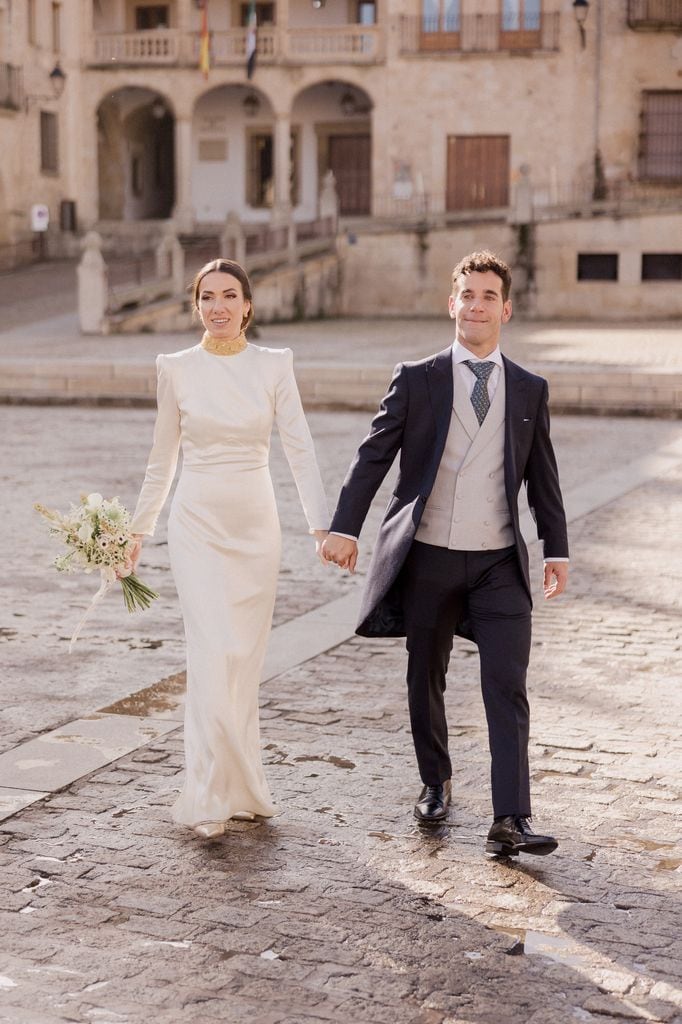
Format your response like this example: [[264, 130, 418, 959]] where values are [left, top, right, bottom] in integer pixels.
[[322, 251, 569, 857]]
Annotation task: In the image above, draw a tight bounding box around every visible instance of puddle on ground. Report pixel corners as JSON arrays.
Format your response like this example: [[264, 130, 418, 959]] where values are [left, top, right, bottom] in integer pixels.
[[98, 671, 186, 718], [619, 835, 675, 852], [496, 926, 586, 966], [293, 754, 356, 769]]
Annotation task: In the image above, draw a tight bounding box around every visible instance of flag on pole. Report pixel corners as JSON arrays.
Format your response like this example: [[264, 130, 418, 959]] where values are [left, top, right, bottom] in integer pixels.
[[199, 0, 210, 79], [246, 0, 257, 79]]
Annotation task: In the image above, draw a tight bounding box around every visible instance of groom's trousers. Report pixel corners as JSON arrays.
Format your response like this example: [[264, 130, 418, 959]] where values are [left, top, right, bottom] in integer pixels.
[[402, 540, 532, 818]]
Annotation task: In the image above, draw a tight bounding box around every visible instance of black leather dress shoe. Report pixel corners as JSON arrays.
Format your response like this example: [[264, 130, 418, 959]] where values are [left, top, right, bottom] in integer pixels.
[[486, 816, 558, 857], [414, 780, 451, 823]]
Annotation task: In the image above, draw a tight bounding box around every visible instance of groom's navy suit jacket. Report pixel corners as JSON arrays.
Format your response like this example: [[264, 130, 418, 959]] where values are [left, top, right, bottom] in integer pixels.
[[329, 346, 569, 639]]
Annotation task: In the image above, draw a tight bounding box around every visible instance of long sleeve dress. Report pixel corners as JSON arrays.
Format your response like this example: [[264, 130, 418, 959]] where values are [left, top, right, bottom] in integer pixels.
[[130, 343, 329, 827]]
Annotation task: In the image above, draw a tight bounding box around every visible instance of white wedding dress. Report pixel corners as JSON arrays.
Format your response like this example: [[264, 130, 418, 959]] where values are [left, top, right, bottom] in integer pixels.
[[130, 343, 329, 826]]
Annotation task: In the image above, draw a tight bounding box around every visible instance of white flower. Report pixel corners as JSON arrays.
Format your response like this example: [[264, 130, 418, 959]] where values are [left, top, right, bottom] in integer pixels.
[[97, 536, 110, 550], [77, 522, 92, 543], [85, 493, 103, 511]]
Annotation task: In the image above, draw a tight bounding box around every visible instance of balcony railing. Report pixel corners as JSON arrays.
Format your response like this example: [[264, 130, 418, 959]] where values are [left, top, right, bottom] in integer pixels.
[[627, 0, 682, 29], [400, 11, 560, 54], [90, 25, 383, 68], [93, 29, 181, 65], [0, 62, 22, 111], [188, 28, 277, 64], [284, 26, 382, 63]]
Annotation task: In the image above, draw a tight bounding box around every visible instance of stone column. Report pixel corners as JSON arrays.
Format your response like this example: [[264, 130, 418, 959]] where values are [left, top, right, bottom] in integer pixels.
[[156, 222, 185, 294], [272, 112, 292, 221], [220, 212, 246, 265], [78, 232, 108, 334], [173, 115, 195, 233]]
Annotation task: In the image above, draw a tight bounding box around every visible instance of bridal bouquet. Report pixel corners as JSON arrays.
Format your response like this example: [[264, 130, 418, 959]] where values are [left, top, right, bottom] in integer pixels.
[[34, 492, 158, 650]]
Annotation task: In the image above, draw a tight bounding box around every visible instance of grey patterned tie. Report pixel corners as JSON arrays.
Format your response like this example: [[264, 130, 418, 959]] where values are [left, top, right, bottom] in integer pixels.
[[464, 360, 496, 425]]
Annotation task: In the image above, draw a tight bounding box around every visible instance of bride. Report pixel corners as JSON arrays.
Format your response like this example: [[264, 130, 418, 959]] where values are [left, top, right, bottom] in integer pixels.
[[129, 259, 329, 838]]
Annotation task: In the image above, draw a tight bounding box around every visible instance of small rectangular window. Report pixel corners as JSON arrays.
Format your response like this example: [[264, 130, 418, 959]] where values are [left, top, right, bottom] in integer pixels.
[[40, 112, 59, 173], [577, 253, 618, 281], [135, 5, 170, 30], [642, 253, 682, 280]]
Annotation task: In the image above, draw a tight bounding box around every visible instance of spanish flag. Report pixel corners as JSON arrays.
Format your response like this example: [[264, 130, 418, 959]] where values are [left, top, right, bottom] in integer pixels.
[[199, 0, 210, 79], [246, 0, 257, 79]]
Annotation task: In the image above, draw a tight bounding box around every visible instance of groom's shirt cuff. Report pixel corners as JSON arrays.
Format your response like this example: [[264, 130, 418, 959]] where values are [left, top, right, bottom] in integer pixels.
[[330, 531, 358, 542]]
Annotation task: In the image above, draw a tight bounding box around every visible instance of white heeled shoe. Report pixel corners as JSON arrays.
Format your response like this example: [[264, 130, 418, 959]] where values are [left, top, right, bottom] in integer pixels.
[[231, 811, 256, 822], [193, 821, 225, 839]]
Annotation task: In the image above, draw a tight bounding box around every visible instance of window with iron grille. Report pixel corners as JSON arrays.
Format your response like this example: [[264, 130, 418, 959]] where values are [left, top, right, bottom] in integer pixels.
[[40, 111, 58, 174], [577, 254, 619, 281], [642, 253, 682, 280], [639, 91, 682, 181]]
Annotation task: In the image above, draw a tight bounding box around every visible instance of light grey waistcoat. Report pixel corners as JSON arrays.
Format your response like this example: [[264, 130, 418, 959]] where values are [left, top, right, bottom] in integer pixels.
[[415, 360, 514, 550]]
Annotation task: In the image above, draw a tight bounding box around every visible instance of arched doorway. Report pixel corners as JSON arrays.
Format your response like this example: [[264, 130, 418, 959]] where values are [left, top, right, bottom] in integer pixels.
[[293, 81, 373, 218], [192, 85, 274, 225], [97, 88, 175, 221]]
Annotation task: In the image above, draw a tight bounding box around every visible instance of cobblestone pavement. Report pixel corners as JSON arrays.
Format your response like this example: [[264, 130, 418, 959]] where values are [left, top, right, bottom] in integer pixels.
[[1, 403, 681, 1023]]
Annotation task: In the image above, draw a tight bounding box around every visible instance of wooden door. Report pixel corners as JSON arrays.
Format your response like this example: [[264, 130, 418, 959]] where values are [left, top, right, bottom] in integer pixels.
[[446, 135, 510, 211], [328, 134, 371, 215]]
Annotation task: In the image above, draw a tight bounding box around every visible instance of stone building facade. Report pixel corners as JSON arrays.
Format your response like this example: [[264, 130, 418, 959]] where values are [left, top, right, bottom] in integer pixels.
[[1, 0, 681, 317]]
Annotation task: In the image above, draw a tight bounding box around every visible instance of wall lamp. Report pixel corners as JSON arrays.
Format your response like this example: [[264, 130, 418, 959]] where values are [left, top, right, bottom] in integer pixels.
[[25, 61, 66, 110], [572, 0, 589, 49], [243, 92, 260, 117]]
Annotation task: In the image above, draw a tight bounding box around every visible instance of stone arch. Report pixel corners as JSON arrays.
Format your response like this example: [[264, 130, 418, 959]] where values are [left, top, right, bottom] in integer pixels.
[[97, 86, 175, 221], [291, 80, 374, 217], [191, 84, 276, 225]]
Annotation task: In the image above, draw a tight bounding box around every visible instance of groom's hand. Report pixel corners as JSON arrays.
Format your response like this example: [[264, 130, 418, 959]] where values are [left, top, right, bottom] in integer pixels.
[[322, 535, 358, 573]]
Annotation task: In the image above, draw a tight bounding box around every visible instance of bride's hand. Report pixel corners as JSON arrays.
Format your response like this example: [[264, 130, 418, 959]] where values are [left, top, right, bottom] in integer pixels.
[[313, 530, 329, 566], [128, 534, 143, 573]]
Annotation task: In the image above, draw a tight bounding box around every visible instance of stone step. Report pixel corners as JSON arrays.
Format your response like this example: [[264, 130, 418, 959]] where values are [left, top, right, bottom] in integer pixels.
[[0, 359, 680, 416]]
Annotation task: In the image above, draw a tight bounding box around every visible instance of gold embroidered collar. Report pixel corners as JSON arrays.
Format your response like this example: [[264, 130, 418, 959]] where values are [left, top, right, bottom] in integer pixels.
[[201, 331, 248, 356]]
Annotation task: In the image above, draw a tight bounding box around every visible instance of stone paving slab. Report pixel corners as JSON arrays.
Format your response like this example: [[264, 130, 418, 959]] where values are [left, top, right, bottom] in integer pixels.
[[0, 715, 178, 808]]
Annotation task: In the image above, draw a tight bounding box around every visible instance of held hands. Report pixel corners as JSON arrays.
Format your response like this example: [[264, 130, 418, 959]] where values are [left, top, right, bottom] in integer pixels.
[[313, 530, 330, 566], [321, 534, 358, 574], [543, 561, 568, 600]]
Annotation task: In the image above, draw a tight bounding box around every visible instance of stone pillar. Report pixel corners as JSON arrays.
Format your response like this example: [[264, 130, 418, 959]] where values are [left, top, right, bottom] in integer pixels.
[[319, 169, 339, 231], [511, 164, 533, 225], [78, 232, 108, 335], [173, 116, 195, 233], [273, 112, 292, 217], [220, 212, 246, 265], [156, 222, 185, 294]]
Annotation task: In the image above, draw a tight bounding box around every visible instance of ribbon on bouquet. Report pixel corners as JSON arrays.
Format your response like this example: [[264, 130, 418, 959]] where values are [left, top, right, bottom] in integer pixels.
[[68, 569, 114, 653]]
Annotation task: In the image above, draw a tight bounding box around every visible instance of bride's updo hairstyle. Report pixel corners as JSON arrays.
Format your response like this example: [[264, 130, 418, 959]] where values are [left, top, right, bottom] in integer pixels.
[[192, 258, 255, 331]]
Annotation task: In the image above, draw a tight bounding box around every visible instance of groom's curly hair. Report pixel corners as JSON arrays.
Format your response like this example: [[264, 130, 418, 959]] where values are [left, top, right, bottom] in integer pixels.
[[451, 251, 512, 302]]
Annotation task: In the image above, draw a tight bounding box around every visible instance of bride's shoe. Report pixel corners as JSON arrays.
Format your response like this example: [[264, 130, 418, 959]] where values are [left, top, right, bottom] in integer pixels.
[[231, 811, 256, 822], [193, 821, 225, 839]]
